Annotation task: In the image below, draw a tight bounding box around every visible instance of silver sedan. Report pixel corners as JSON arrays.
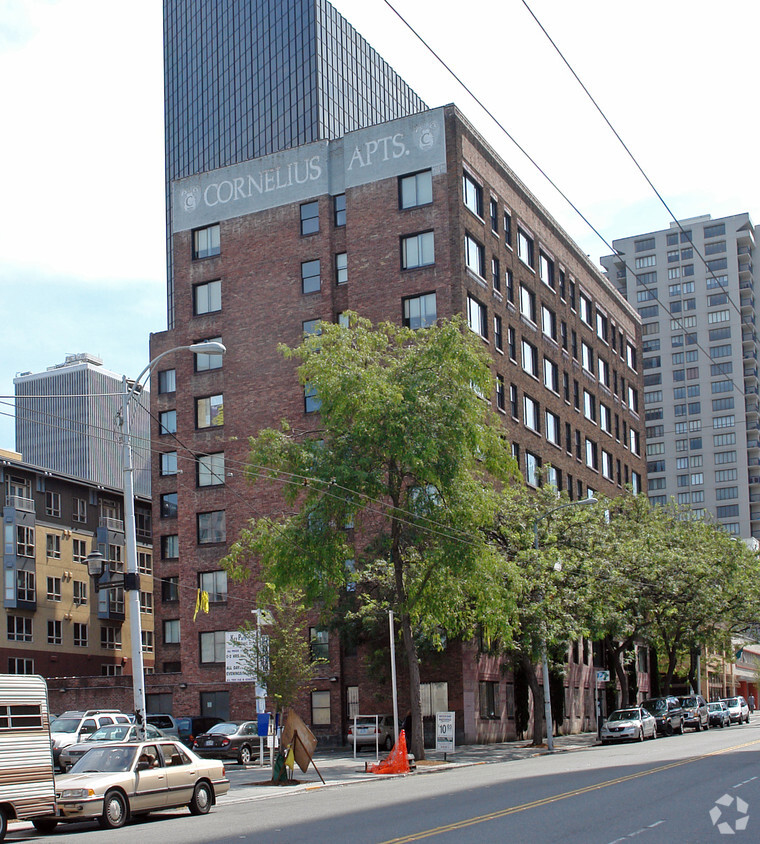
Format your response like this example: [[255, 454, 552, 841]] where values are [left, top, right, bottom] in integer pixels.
[[32, 740, 229, 833], [600, 708, 657, 744]]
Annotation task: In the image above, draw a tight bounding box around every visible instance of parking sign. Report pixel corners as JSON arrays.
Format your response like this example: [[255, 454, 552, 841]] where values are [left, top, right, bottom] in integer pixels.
[[435, 711, 455, 753]]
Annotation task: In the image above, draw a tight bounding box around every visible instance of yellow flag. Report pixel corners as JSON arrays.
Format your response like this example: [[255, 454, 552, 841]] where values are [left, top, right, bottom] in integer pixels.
[[285, 745, 295, 770], [193, 590, 210, 621]]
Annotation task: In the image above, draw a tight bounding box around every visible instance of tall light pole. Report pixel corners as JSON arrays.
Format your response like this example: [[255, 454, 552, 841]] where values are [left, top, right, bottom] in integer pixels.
[[533, 496, 597, 751], [89, 341, 226, 740]]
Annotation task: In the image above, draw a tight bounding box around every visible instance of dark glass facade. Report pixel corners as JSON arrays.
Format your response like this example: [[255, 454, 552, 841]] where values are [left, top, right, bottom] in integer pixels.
[[164, 0, 426, 326]]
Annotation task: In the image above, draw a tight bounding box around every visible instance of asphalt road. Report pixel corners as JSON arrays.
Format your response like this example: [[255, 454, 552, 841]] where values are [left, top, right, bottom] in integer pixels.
[[10, 722, 760, 844]]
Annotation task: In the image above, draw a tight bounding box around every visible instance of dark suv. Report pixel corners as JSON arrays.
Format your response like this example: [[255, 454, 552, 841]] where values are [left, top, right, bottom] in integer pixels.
[[641, 696, 685, 736], [679, 694, 709, 731], [176, 715, 224, 748]]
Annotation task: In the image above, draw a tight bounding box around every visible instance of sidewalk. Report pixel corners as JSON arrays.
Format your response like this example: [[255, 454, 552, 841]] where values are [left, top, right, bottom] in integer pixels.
[[219, 732, 599, 804]]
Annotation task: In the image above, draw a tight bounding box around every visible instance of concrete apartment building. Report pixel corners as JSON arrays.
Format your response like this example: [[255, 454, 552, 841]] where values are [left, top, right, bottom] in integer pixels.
[[1, 447, 154, 679], [601, 214, 758, 540], [14, 353, 151, 498], [152, 0, 646, 742]]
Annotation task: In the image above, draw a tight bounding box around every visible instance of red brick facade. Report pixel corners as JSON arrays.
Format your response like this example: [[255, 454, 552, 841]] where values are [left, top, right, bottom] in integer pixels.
[[148, 106, 646, 743]]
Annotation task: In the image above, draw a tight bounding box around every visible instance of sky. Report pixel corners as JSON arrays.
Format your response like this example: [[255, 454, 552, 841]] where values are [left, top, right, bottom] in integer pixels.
[[1, 0, 758, 448]]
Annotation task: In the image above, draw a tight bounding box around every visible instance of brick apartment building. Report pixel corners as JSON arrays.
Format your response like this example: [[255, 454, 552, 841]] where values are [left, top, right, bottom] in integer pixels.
[[1, 447, 154, 681], [149, 104, 646, 743]]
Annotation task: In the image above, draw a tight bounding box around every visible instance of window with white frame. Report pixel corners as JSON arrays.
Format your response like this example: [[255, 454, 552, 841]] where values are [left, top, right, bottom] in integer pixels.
[[585, 438, 598, 470], [600, 404, 611, 434], [200, 631, 226, 663], [523, 395, 540, 432], [199, 570, 228, 603], [601, 450, 613, 479], [520, 285, 535, 322], [7, 616, 32, 642], [164, 619, 181, 644], [543, 358, 558, 393], [197, 453, 225, 487], [73, 623, 88, 647], [160, 452, 178, 476], [466, 295, 487, 339], [581, 342, 593, 373], [539, 252, 555, 289], [541, 304, 556, 340], [522, 340, 538, 377], [192, 223, 220, 259], [583, 390, 596, 423], [464, 234, 485, 277], [301, 259, 321, 293], [335, 252, 347, 285], [45, 491, 61, 517], [47, 620, 62, 646], [46, 535, 61, 559], [597, 357, 610, 388], [194, 336, 223, 372], [579, 293, 593, 327], [525, 452, 540, 486], [46, 576, 61, 601], [545, 411, 560, 445], [517, 228, 534, 268], [462, 173, 483, 217], [196, 394, 224, 428]]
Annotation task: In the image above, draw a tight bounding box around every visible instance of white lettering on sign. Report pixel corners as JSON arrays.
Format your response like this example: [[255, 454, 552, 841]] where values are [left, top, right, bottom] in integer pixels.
[[347, 133, 407, 170], [203, 156, 323, 207]]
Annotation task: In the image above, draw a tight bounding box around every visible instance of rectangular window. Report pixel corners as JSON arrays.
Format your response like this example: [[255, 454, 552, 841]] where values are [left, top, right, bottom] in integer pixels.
[[160, 452, 178, 476], [310, 627, 330, 661], [635, 255, 656, 268], [100, 626, 122, 650], [490, 198, 499, 233], [505, 269, 514, 303], [300, 201, 319, 235], [305, 383, 321, 413], [73, 580, 87, 606], [479, 681, 499, 719], [579, 293, 593, 328], [585, 438, 598, 470], [311, 690, 331, 725], [139, 591, 153, 615], [541, 305, 556, 341], [301, 259, 321, 293], [704, 223, 726, 238], [492, 257, 501, 292], [199, 631, 226, 663], [525, 452, 541, 487], [402, 232, 435, 269], [522, 340, 538, 377], [333, 193, 346, 226], [508, 327, 517, 361], [519, 286, 536, 322], [72, 496, 87, 523], [164, 619, 181, 645], [581, 342, 593, 374], [197, 453, 225, 487], [403, 293, 437, 329], [192, 224, 220, 259], [545, 411, 560, 445], [141, 630, 154, 653], [493, 315, 503, 352], [194, 336, 223, 372], [196, 394, 224, 428], [45, 491, 61, 517], [539, 252, 555, 289], [462, 173, 483, 217], [335, 252, 348, 285], [73, 623, 88, 647], [15, 570, 34, 602], [161, 534, 179, 559], [510, 384, 519, 418], [635, 237, 656, 252], [464, 234, 485, 277], [197, 511, 226, 544], [466, 295, 487, 339], [400, 170, 433, 208], [155, 404, 177, 435], [543, 358, 558, 392], [583, 390, 596, 423], [524, 395, 540, 432], [46, 534, 61, 559], [46, 576, 61, 601], [496, 375, 505, 412], [517, 228, 534, 268], [503, 210, 512, 245], [162, 576, 179, 603], [193, 280, 221, 315], [199, 570, 228, 603]]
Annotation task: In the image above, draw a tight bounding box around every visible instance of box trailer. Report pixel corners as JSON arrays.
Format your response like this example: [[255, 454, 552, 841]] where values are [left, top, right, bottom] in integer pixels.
[[0, 674, 56, 840]]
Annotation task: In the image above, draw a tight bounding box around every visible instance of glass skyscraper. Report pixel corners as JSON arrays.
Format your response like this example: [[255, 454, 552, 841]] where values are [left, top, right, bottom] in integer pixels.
[[164, 0, 427, 326]]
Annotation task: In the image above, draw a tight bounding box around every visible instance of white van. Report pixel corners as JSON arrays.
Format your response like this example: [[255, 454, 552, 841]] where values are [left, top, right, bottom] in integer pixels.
[[0, 674, 57, 840]]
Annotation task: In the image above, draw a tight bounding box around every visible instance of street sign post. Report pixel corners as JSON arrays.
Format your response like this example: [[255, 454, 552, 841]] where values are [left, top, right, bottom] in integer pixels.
[[435, 711, 455, 756]]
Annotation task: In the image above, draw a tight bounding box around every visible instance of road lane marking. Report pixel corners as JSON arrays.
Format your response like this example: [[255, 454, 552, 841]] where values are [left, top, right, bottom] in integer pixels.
[[381, 739, 760, 843]]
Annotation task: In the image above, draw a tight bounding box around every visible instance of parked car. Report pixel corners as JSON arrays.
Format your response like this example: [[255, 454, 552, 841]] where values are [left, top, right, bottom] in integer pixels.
[[678, 694, 710, 731], [708, 701, 732, 728], [146, 713, 180, 738], [347, 715, 397, 751], [34, 740, 229, 832], [641, 696, 685, 735], [59, 723, 165, 771], [49, 710, 131, 770], [192, 720, 260, 764], [721, 695, 750, 724], [176, 715, 224, 748], [600, 708, 657, 744]]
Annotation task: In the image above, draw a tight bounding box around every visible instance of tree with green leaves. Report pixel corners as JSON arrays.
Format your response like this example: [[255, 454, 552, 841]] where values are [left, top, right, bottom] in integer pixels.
[[489, 483, 601, 746], [223, 314, 522, 760], [232, 585, 325, 720]]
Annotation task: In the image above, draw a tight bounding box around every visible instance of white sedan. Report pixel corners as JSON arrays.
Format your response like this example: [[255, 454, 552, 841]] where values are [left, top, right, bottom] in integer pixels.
[[601, 708, 657, 744]]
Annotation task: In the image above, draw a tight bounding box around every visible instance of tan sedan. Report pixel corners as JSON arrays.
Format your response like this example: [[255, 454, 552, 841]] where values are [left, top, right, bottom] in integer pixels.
[[32, 740, 229, 833]]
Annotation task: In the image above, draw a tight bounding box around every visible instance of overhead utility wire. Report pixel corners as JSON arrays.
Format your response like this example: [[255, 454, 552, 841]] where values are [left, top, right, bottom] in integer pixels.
[[519, 0, 743, 318], [380, 0, 747, 399]]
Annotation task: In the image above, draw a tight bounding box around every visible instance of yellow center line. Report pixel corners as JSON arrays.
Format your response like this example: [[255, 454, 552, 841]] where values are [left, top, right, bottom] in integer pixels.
[[380, 738, 760, 843]]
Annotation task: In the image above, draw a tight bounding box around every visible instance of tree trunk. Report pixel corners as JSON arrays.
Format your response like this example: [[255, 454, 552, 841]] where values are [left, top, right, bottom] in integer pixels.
[[519, 652, 544, 747], [605, 636, 631, 708], [400, 610, 425, 760], [662, 647, 678, 695], [687, 647, 700, 693], [649, 646, 660, 697]]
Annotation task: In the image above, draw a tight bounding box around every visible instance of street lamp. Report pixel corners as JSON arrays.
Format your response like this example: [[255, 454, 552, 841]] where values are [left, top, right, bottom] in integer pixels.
[[89, 341, 226, 740], [533, 495, 597, 751]]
